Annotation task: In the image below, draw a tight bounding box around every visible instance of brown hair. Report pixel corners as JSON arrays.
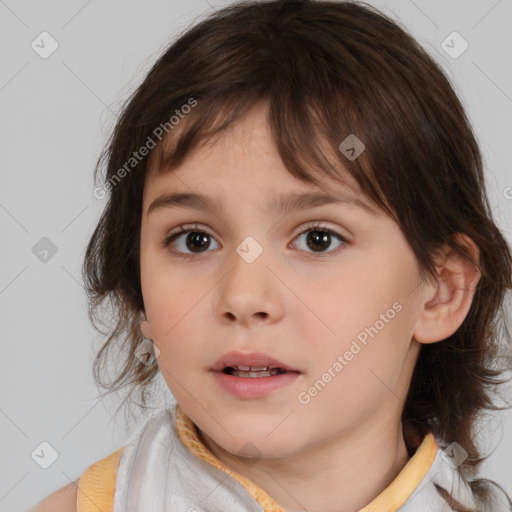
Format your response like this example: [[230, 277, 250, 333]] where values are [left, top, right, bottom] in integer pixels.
[[82, 0, 512, 507]]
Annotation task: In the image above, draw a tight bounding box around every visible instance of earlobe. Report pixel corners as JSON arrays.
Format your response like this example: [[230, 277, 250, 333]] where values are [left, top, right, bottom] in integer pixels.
[[139, 310, 153, 340], [412, 234, 481, 344]]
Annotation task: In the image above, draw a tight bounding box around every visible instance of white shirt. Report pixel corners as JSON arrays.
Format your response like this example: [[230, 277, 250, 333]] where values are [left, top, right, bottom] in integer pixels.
[[100, 403, 508, 512]]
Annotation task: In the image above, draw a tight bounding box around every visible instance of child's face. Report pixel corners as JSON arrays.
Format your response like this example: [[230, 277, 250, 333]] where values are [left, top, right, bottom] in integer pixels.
[[139, 103, 427, 460]]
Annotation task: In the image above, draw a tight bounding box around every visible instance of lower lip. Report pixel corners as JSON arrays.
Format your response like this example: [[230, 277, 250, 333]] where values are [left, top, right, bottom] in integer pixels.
[[211, 371, 300, 398]]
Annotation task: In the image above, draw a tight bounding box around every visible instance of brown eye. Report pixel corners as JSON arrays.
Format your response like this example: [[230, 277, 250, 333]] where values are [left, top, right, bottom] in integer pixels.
[[163, 227, 220, 257], [162, 222, 348, 260], [182, 232, 211, 253], [292, 225, 347, 255], [306, 230, 332, 252]]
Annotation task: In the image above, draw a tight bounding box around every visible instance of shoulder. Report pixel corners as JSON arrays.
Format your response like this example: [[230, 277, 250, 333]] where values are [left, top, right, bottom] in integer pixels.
[[30, 446, 126, 512], [30, 479, 79, 512], [76, 446, 126, 512]]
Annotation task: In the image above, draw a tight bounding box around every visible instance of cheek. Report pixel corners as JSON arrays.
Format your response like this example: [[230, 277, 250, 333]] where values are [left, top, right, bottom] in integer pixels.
[[297, 298, 413, 432], [296, 252, 415, 370], [141, 266, 208, 355]]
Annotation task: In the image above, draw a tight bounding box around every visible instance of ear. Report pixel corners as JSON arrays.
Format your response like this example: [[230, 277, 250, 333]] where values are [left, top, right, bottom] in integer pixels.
[[412, 233, 481, 344], [139, 310, 154, 340]]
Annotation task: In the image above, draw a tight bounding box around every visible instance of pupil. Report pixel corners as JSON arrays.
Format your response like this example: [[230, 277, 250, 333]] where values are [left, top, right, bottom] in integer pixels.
[[186, 232, 210, 252], [307, 230, 330, 252]]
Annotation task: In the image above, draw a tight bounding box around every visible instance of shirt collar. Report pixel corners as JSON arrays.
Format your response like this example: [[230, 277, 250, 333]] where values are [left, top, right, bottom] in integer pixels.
[[175, 402, 439, 512]]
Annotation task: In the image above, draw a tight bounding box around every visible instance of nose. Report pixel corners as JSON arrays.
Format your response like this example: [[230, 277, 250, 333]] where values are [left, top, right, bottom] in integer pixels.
[[214, 243, 285, 327]]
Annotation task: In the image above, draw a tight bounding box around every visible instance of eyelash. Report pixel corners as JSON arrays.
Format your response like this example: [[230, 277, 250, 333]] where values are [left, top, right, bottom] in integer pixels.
[[161, 222, 349, 260]]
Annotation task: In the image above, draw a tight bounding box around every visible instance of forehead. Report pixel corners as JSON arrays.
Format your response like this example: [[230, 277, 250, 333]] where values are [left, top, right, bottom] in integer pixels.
[[146, 104, 351, 184], [142, 102, 381, 218]]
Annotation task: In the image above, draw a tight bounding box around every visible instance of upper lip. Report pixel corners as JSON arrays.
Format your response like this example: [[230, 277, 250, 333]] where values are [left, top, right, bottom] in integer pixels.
[[210, 351, 300, 373]]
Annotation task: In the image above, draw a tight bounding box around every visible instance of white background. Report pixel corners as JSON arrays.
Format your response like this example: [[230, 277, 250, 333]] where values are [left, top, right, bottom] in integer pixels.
[[0, 0, 511, 510]]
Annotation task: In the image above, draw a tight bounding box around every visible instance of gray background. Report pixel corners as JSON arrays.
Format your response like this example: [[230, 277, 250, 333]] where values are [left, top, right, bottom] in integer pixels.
[[0, 0, 511, 510]]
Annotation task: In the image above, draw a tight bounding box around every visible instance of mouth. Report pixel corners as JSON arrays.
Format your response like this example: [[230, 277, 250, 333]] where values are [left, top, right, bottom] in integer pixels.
[[210, 351, 301, 375], [210, 351, 301, 398], [222, 365, 290, 378]]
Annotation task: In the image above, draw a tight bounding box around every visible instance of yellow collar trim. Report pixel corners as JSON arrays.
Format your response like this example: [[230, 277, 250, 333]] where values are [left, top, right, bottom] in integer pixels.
[[175, 403, 285, 511], [359, 430, 439, 511], [175, 403, 439, 512]]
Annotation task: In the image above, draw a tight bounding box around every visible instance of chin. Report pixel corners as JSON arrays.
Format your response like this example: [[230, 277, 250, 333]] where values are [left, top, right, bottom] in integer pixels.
[[194, 406, 305, 458], [218, 431, 299, 462]]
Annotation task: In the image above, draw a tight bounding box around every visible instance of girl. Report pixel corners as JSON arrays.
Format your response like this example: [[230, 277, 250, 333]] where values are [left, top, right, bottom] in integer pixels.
[[33, 0, 512, 510]]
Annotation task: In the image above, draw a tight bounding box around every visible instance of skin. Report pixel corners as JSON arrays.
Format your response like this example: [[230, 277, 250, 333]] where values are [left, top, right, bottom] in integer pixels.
[[139, 102, 480, 512], [30, 479, 79, 512]]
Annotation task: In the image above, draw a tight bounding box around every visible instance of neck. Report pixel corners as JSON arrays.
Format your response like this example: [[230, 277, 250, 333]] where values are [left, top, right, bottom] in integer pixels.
[[197, 410, 412, 512]]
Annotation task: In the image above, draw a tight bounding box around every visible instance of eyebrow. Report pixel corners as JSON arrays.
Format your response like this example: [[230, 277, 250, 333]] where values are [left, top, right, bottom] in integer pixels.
[[146, 190, 379, 218]]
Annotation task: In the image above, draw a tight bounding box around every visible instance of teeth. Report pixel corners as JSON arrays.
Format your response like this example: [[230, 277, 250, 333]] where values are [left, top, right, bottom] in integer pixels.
[[233, 365, 270, 371], [230, 366, 285, 377], [231, 369, 279, 377]]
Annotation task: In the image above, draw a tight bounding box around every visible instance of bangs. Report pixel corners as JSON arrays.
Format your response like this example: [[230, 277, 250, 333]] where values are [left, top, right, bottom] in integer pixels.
[[147, 90, 394, 220]]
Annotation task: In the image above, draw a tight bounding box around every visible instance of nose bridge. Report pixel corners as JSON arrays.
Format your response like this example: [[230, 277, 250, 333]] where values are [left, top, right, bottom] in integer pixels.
[[224, 235, 269, 296], [214, 235, 282, 323]]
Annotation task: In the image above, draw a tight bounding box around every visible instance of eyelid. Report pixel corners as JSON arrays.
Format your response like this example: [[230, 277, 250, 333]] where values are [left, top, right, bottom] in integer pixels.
[[164, 221, 350, 241], [292, 220, 350, 241], [164, 222, 212, 241]]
